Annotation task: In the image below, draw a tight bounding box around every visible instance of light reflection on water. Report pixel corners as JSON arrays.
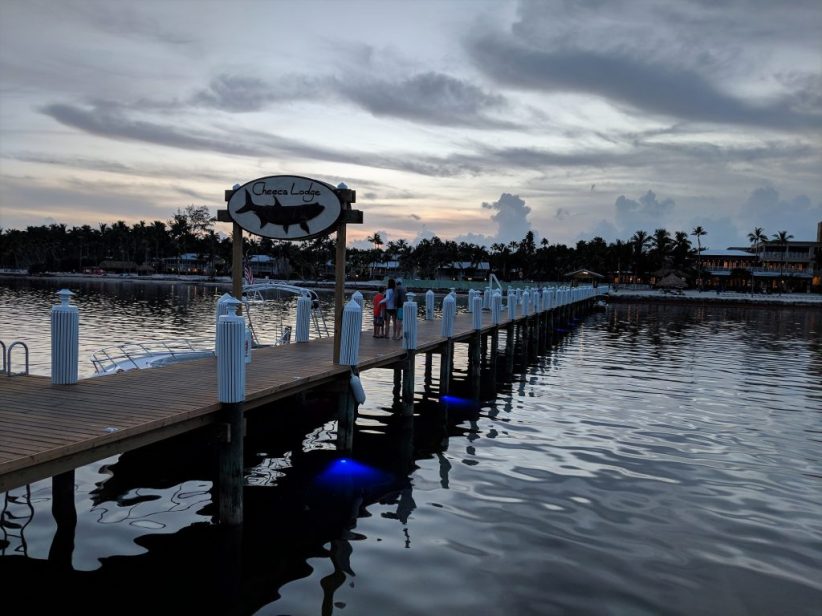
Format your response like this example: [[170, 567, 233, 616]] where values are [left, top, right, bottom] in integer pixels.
[[1, 279, 821, 614]]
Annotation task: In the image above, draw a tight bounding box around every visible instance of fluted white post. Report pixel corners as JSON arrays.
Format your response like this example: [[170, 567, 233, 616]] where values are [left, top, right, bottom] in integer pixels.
[[425, 289, 435, 320], [216, 297, 245, 526], [482, 287, 491, 310], [472, 295, 482, 330], [339, 299, 362, 366], [441, 293, 456, 338], [402, 293, 418, 350], [51, 289, 78, 385], [215, 293, 234, 324], [520, 290, 530, 317], [215, 293, 235, 357], [491, 291, 502, 325], [295, 294, 312, 342], [352, 290, 364, 311], [217, 299, 245, 403], [507, 288, 516, 320]]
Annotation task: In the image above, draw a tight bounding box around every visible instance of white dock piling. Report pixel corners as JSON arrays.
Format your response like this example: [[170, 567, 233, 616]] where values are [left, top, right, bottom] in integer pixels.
[[339, 299, 363, 366], [51, 289, 78, 385], [295, 294, 312, 343]]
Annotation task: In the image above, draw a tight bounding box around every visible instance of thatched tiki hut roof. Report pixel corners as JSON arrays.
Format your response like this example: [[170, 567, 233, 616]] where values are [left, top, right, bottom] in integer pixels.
[[656, 273, 687, 289], [564, 268, 605, 287], [564, 269, 605, 280]]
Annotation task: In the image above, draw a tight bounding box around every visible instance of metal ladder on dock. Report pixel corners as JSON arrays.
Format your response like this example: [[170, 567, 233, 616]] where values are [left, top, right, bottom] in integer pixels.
[[0, 339, 29, 376]]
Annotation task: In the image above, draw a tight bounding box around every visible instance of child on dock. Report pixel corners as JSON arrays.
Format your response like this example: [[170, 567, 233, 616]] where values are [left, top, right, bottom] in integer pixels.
[[373, 286, 386, 337]]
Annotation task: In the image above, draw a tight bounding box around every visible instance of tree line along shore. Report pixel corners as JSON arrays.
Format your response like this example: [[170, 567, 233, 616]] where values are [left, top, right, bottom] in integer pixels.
[[2, 206, 819, 293]]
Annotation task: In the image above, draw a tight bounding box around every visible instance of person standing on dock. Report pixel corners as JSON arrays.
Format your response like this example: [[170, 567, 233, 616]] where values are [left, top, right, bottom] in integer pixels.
[[393, 278, 407, 340], [373, 286, 386, 337], [380, 278, 397, 339]]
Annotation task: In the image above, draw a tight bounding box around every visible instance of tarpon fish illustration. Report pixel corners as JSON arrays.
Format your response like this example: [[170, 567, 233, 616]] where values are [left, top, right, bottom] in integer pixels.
[[236, 189, 325, 234]]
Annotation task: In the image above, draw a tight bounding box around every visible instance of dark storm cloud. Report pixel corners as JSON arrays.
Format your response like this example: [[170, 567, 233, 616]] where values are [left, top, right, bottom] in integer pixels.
[[336, 72, 515, 128], [465, 0, 822, 131], [451, 140, 815, 174], [192, 73, 319, 112], [174, 186, 214, 201], [40, 100, 817, 182], [39, 102, 478, 177], [42, 103, 274, 156], [4, 153, 133, 173], [3, 152, 230, 182], [191, 70, 515, 128], [467, 36, 820, 130]]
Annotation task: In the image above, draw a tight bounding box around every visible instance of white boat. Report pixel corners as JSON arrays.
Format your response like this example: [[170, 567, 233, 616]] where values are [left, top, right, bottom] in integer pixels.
[[91, 282, 328, 375], [90, 338, 217, 374]]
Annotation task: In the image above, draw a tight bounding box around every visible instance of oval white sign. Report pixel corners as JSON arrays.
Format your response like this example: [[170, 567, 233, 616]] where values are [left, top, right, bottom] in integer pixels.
[[227, 175, 343, 240]]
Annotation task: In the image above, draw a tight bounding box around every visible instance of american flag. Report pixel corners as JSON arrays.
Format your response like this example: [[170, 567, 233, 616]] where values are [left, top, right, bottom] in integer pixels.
[[243, 260, 254, 285]]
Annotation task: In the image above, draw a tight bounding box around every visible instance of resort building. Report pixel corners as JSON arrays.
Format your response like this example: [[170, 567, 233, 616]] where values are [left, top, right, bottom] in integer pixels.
[[159, 252, 224, 275], [703, 222, 821, 293], [436, 261, 491, 281], [246, 254, 290, 279], [367, 259, 401, 279]]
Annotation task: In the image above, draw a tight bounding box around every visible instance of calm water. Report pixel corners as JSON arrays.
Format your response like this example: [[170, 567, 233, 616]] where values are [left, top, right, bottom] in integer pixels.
[[1, 279, 821, 615]]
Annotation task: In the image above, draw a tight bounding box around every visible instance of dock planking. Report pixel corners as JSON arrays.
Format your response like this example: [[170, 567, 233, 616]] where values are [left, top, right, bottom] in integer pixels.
[[0, 312, 518, 492]]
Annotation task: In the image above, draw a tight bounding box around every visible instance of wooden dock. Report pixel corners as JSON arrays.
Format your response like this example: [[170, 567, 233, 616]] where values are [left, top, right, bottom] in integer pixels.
[[1, 309, 567, 493]]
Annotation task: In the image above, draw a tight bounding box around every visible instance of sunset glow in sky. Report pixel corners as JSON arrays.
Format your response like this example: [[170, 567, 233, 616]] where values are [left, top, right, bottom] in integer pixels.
[[1, 0, 820, 249]]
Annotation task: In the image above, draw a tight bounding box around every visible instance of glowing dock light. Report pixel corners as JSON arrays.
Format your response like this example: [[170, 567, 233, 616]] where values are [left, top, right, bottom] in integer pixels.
[[441, 395, 478, 408], [315, 457, 391, 488]]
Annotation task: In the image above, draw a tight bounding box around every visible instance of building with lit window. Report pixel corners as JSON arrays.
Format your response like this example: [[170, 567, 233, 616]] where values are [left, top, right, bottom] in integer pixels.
[[703, 222, 821, 292]]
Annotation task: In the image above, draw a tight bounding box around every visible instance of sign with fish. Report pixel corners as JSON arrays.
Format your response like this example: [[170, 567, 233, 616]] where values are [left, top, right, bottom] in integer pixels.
[[227, 175, 344, 240]]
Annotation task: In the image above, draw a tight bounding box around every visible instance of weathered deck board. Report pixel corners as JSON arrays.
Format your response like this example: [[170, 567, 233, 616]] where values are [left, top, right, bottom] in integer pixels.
[[0, 311, 523, 491]]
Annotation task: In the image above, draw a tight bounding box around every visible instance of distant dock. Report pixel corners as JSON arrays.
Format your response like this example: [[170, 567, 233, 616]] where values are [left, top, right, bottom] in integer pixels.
[[606, 288, 822, 307]]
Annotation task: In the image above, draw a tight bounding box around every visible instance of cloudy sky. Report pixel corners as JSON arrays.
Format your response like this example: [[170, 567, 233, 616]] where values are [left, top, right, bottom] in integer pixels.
[[1, 0, 820, 249]]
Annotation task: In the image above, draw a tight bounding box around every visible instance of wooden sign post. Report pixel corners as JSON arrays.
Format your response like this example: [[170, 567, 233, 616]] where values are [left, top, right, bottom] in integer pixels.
[[332, 187, 359, 364], [232, 221, 243, 311]]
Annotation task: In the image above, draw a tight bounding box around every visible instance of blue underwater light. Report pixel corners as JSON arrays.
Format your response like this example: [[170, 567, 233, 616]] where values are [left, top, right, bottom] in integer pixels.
[[315, 457, 390, 489], [440, 395, 477, 408]]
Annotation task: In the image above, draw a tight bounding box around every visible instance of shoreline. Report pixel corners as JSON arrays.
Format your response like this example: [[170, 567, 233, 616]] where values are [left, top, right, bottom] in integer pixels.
[[2, 273, 821, 306]]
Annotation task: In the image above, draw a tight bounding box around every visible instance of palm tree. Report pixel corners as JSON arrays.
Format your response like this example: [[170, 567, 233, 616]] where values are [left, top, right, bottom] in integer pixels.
[[747, 227, 767, 293], [365, 233, 384, 278], [630, 230, 650, 283], [650, 228, 671, 272], [671, 231, 691, 271], [772, 230, 794, 293], [691, 226, 707, 290], [747, 227, 767, 258], [366, 233, 383, 251]]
